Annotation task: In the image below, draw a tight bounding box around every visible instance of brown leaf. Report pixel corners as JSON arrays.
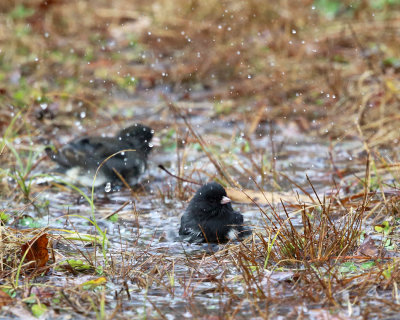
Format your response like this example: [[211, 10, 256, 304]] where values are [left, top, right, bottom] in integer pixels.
[[21, 234, 49, 269], [226, 188, 311, 205], [0, 291, 12, 308], [355, 235, 384, 258]]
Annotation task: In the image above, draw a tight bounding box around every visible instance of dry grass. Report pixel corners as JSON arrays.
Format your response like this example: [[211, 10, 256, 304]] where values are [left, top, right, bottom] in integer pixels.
[[1, 0, 400, 318]]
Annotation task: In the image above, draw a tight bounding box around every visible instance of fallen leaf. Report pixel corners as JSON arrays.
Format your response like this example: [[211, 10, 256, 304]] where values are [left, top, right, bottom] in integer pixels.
[[31, 303, 47, 318], [355, 235, 384, 258], [81, 276, 107, 290], [0, 291, 12, 308], [226, 188, 311, 205], [21, 233, 49, 270], [374, 221, 393, 235]]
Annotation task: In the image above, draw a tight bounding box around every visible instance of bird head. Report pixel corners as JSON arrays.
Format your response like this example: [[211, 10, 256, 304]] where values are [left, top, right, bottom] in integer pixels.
[[189, 182, 233, 217], [117, 123, 155, 154]]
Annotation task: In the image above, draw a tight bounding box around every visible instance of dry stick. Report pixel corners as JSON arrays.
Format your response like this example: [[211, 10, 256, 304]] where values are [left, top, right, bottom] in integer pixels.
[[361, 151, 371, 212], [303, 259, 336, 305], [305, 174, 339, 251], [307, 175, 337, 236], [61, 290, 87, 315], [158, 164, 201, 185], [227, 181, 281, 233], [326, 184, 339, 235], [306, 174, 323, 205], [359, 125, 388, 208], [123, 280, 131, 300], [101, 201, 129, 220], [269, 122, 278, 184], [146, 297, 168, 320], [247, 102, 266, 135], [164, 96, 236, 187], [279, 172, 316, 204], [333, 177, 367, 263], [108, 300, 121, 320], [112, 168, 139, 201], [328, 142, 344, 179]]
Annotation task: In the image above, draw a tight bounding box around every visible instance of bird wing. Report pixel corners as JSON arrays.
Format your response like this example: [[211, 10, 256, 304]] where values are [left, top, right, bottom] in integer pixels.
[[228, 210, 251, 239], [47, 137, 129, 168], [179, 214, 206, 243]]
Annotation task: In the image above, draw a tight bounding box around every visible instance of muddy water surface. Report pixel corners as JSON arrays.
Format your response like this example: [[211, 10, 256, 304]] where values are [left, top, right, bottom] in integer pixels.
[[10, 97, 376, 319]]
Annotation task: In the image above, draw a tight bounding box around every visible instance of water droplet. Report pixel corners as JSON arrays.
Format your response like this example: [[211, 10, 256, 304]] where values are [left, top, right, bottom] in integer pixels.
[[105, 182, 112, 192]]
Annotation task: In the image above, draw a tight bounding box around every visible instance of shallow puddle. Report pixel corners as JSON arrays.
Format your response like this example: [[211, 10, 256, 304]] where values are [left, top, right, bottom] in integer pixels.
[[3, 95, 396, 319]]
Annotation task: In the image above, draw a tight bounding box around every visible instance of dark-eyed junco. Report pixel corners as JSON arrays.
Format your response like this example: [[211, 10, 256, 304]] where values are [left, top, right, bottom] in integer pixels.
[[45, 123, 155, 188], [179, 182, 252, 243]]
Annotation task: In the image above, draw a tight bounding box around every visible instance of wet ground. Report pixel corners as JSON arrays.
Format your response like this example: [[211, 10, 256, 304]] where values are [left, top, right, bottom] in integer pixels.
[[5, 93, 389, 319], [1, 1, 400, 318]]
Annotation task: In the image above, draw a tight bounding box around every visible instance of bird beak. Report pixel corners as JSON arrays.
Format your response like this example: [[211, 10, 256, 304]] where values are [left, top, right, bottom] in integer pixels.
[[221, 196, 231, 204], [151, 136, 161, 147]]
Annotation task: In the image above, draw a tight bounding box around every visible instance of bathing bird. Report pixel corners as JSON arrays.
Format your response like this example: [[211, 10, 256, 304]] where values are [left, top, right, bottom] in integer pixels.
[[179, 182, 251, 243], [45, 123, 155, 188]]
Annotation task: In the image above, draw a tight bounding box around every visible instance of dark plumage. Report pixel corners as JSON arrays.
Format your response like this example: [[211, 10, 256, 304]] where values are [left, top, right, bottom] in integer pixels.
[[45, 123, 155, 187], [179, 182, 251, 243]]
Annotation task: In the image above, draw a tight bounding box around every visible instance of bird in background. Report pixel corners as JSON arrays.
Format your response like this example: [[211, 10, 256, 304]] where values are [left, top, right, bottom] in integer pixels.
[[179, 182, 252, 243], [45, 123, 157, 188]]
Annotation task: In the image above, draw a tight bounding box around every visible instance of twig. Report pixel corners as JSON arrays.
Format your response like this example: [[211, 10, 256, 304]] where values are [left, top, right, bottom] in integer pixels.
[[158, 164, 201, 185]]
